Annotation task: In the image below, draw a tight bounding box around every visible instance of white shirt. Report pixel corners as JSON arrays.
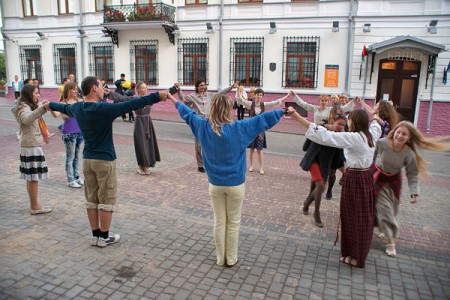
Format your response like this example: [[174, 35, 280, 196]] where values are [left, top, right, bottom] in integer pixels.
[[294, 94, 354, 124], [305, 121, 382, 169]]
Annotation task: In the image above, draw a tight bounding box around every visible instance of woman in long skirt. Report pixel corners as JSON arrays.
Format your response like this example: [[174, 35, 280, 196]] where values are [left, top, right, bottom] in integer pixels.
[[287, 101, 381, 268], [373, 121, 450, 257], [106, 82, 160, 175]]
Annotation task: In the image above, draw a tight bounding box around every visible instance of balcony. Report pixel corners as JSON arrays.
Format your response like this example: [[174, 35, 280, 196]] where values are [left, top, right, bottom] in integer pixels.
[[103, 3, 175, 26]]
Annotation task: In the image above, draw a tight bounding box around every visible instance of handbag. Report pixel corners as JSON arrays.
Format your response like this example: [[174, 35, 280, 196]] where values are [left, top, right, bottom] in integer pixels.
[[233, 100, 238, 109]]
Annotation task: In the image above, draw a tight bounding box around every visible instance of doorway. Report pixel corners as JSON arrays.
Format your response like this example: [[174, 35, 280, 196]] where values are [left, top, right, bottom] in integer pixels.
[[376, 59, 421, 122]]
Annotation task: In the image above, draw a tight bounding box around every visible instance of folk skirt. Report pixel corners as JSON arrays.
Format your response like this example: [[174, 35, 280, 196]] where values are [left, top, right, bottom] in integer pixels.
[[340, 167, 375, 268]]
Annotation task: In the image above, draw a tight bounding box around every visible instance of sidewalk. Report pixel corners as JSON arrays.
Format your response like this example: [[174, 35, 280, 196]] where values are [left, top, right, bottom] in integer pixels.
[[0, 102, 449, 299]]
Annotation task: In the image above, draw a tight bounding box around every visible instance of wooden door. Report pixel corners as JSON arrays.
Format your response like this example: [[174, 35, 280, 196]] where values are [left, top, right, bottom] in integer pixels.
[[376, 59, 420, 122]]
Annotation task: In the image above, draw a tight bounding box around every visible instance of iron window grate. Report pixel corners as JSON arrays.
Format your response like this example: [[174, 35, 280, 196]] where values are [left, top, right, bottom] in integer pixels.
[[19, 45, 43, 84], [130, 39, 159, 86], [88, 42, 114, 84], [53, 43, 77, 85], [230, 37, 264, 87], [177, 38, 209, 86], [282, 36, 319, 89]]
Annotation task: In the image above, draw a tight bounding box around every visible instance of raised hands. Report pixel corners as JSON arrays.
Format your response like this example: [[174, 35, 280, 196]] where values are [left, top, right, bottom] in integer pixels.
[[158, 90, 169, 101]]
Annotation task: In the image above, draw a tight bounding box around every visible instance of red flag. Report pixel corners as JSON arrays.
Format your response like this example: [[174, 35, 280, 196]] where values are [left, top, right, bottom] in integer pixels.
[[361, 45, 368, 62]]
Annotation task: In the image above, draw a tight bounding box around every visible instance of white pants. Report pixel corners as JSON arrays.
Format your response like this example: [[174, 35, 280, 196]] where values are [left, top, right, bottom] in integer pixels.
[[209, 183, 245, 266]]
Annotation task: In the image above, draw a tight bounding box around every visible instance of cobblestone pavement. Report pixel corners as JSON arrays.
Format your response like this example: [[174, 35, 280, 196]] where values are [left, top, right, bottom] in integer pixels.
[[0, 108, 449, 299]]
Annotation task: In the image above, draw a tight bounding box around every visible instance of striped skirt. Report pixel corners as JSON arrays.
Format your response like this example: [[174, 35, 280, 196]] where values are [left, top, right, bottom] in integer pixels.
[[340, 167, 375, 268], [19, 147, 49, 181]]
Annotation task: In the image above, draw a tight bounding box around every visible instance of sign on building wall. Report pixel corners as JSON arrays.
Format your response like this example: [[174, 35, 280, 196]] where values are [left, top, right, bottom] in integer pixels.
[[324, 65, 339, 88]]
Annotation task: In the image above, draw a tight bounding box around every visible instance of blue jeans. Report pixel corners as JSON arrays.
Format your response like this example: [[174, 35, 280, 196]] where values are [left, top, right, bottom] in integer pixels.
[[62, 133, 83, 183]]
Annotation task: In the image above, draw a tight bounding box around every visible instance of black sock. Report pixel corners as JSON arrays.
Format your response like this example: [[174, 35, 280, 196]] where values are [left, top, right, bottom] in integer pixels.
[[92, 229, 101, 238], [99, 230, 109, 239]]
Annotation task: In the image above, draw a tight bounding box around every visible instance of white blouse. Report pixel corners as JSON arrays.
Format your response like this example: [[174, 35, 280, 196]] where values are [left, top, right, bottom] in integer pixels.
[[237, 95, 282, 116], [305, 121, 382, 169], [294, 94, 354, 124]]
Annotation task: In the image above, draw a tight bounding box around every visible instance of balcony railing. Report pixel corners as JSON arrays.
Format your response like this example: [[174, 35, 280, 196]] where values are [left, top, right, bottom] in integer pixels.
[[103, 3, 175, 24]]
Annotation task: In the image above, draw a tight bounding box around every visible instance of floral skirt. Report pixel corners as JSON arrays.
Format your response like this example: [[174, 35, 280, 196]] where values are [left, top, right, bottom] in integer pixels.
[[19, 147, 48, 181]]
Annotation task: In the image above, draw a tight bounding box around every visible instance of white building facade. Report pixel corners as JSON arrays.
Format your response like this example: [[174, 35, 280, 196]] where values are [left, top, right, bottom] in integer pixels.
[[1, 0, 449, 134]]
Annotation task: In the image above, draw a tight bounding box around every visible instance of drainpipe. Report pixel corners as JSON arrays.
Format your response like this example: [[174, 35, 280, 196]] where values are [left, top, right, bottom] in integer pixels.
[[78, 0, 85, 79], [426, 55, 437, 135], [344, 0, 355, 94], [217, 0, 224, 91]]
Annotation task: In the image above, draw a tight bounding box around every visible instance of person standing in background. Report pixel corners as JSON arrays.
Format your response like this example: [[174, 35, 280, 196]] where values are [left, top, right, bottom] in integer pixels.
[[175, 81, 238, 173], [58, 78, 70, 97], [11, 75, 24, 99]]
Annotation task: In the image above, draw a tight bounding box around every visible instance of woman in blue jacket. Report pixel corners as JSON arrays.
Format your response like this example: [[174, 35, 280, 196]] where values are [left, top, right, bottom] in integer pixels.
[[167, 92, 288, 267]]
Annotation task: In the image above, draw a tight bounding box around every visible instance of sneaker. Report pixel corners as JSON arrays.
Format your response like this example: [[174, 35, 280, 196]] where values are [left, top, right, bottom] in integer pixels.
[[97, 232, 120, 248], [68, 181, 82, 188], [76, 178, 85, 186], [90, 236, 98, 246], [48, 132, 56, 138]]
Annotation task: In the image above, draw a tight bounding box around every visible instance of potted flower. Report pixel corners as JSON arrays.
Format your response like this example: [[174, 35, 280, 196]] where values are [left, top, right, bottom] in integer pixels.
[[129, 5, 156, 21], [104, 9, 126, 22], [0, 79, 7, 97]]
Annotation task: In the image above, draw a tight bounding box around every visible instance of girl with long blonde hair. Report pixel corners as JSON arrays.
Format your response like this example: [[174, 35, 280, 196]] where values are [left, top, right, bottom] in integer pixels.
[[374, 121, 450, 257]]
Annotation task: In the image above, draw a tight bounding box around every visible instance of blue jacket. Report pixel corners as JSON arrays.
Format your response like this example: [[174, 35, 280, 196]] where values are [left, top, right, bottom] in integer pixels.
[[176, 101, 283, 186], [50, 92, 161, 161], [11, 80, 24, 93]]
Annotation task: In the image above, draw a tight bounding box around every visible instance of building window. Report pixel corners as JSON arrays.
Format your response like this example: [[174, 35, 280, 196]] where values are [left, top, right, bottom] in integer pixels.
[[130, 40, 158, 85], [19, 45, 43, 83], [22, 0, 35, 17], [185, 0, 207, 5], [95, 0, 114, 12], [53, 44, 77, 85], [58, 0, 74, 14], [88, 42, 114, 83], [177, 38, 208, 86], [282, 36, 319, 88], [230, 37, 263, 87], [238, 0, 262, 3]]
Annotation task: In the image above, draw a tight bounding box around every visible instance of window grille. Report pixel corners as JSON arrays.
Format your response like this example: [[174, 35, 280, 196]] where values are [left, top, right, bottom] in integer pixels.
[[282, 36, 319, 89], [177, 38, 209, 86], [230, 37, 263, 87], [53, 44, 77, 85], [130, 40, 158, 85], [19, 45, 43, 83], [88, 42, 114, 84]]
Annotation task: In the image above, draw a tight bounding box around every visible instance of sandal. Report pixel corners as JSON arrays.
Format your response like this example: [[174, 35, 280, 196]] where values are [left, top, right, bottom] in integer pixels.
[[248, 166, 254, 172], [137, 168, 148, 175], [340, 256, 358, 267], [259, 169, 265, 175], [385, 244, 396, 257], [30, 207, 52, 215]]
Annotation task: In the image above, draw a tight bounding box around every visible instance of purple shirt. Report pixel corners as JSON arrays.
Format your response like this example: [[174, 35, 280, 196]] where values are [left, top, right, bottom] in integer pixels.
[[62, 116, 81, 134]]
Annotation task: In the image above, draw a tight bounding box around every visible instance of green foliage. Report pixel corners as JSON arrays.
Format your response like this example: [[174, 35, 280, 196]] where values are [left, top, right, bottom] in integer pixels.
[[0, 52, 5, 80]]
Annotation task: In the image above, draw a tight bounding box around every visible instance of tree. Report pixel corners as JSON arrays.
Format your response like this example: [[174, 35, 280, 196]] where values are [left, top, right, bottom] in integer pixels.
[[0, 52, 6, 80]]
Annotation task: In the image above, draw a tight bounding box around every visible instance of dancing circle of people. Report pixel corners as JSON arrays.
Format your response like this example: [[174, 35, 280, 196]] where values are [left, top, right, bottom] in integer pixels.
[[12, 75, 450, 267]]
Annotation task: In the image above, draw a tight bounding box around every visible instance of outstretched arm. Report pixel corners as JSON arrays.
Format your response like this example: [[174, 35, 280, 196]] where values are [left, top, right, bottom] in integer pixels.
[[288, 106, 311, 128]]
